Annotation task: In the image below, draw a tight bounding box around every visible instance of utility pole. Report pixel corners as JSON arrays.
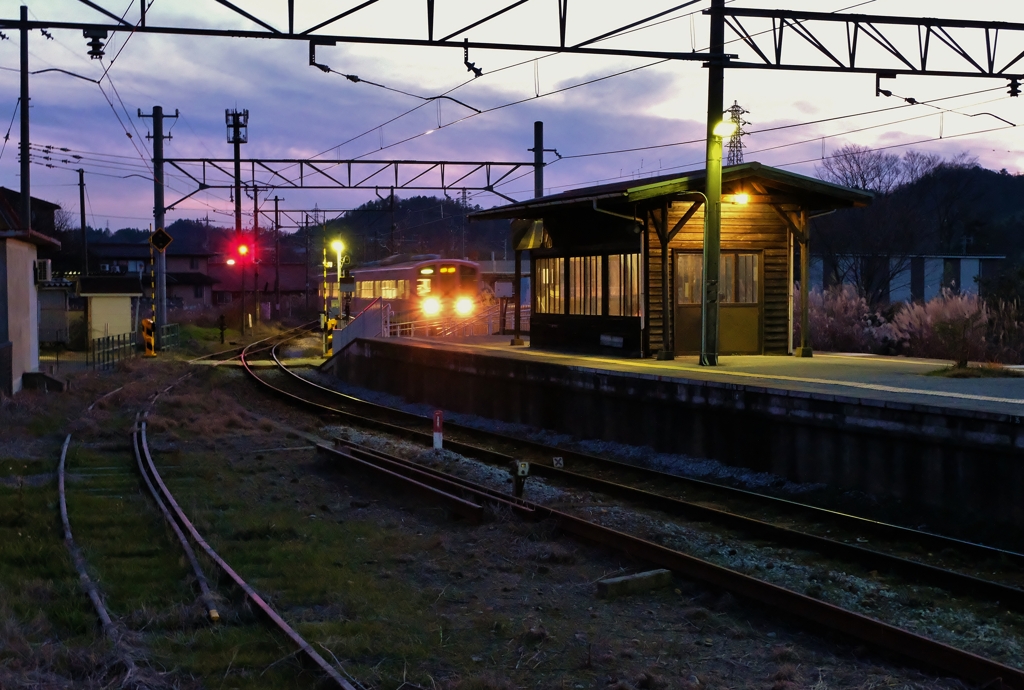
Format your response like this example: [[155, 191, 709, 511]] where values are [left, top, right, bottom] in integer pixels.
[[304, 215, 310, 311], [226, 109, 248, 333], [700, 0, 726, 367], [139, 105, 178, 349], [18, 6, 29, 234], [78, 169, 87, 276], [389, 188, 396, 256], [510, 122, 543, 347], [461, 188, 468, 259], [252, 183, 259, 327], [273, 195, 281, 319]]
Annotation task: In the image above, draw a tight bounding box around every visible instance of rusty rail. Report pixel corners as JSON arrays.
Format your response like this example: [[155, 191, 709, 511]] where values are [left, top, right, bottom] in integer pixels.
[[315, 441, 1024, 690], [255, 344, 1024, 611], [139, 373, 355, 690]]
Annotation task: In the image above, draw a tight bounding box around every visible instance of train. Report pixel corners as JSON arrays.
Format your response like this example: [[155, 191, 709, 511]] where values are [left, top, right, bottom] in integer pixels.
[[349, 255, 482, 321]]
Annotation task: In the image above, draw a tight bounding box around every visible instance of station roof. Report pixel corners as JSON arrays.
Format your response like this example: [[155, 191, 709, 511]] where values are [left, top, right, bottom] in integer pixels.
[[469, 162, 873, 221]]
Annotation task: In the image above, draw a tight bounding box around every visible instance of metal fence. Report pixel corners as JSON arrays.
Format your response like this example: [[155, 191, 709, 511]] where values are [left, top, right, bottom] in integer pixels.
[[86, 333, 139, 371], [159, 323, 180, 349]]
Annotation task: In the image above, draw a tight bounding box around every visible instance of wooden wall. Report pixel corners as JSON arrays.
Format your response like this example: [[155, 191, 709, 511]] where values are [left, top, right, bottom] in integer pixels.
[[646, 202, 791, 355]]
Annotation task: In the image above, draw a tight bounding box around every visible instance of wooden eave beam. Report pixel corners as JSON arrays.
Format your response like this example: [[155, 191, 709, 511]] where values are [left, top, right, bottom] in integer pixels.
[[666, 199, 704, 243]]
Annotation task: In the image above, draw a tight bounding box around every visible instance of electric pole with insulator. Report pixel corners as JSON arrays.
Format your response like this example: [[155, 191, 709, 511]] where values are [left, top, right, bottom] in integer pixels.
[[139, 105, 178, 349]]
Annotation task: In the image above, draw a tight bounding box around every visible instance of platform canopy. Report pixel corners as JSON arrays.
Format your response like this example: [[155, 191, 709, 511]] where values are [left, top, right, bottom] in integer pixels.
[[470, 162, 872, 223]]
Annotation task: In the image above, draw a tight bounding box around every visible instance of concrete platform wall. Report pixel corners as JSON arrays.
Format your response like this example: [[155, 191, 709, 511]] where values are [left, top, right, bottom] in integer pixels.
[[329, 338, 1024, 530]]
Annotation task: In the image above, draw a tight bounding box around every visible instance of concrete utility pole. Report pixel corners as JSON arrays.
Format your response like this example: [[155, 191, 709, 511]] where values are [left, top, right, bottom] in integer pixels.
[[510, 122, 543, 347], [78, 169, 87, 276], [253, 183, 259, 326], [273, 195, 281, 318], [701, 0, 726, 367], [140, 105, 177, 349]]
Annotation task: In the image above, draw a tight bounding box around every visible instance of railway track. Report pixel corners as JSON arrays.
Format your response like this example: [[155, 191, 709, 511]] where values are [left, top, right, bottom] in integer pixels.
[[59, 375, 356, 689], [235, 336, 1024, 690]]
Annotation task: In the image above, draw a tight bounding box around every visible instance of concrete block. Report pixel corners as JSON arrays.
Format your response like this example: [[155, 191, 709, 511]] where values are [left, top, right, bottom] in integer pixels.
[[596, 569, 673, 598]]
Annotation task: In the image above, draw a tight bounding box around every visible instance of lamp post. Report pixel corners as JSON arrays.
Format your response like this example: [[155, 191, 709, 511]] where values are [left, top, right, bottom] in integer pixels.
[[331, 240, 344, 318]]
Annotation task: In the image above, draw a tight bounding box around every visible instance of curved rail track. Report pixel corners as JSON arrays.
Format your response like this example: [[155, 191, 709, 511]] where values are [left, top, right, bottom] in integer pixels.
[[134, 377, 355, 689], [235, 335, 1024, 690]]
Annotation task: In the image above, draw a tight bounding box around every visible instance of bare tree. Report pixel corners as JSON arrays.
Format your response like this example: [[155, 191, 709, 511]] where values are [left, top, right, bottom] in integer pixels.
[[813, 147, 982, 305]]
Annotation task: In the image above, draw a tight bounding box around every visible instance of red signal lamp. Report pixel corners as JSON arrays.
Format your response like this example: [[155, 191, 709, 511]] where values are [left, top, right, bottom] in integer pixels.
[[238, 244, 249, 256]]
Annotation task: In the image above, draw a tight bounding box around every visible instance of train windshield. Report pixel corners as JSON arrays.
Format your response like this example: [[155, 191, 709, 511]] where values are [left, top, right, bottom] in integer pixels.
[[459, 265, 477, 289]]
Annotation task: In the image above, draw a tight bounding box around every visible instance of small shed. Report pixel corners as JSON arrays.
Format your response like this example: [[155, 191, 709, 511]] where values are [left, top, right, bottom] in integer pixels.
[[78, 276, 144, 342], [38, 278, 74, 345], [470, 163, 871, 358]]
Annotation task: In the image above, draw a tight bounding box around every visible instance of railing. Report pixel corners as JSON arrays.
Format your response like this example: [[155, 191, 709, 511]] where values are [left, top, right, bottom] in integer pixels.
[[86, 332, 139, 371], [159, 323, 180, 349], [332, 298, 385, 354]]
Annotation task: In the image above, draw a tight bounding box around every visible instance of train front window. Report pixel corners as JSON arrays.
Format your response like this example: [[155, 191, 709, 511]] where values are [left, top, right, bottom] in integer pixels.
[[416, 278, 432, 296], [459, 265, 477, 288]]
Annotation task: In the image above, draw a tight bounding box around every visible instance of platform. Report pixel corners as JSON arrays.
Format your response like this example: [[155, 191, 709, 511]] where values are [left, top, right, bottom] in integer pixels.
[[378, 335, 1024, 417], [325, 335, 1024, 531]]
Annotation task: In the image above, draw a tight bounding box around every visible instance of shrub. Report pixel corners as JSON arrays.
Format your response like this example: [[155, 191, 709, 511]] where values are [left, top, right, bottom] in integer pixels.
[[888, 289, 987, 366], [803, 286, 889, 353]]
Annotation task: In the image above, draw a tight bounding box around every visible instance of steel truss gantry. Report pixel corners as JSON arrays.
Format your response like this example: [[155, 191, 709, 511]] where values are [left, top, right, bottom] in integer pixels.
[[720, 8, 1024, 81], [162, 158, 530, 210], [4, 1, 1023, 371]]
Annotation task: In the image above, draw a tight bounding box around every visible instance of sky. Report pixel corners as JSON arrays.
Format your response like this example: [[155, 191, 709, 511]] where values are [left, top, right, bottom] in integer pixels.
[[0, 0, 1022, 234]]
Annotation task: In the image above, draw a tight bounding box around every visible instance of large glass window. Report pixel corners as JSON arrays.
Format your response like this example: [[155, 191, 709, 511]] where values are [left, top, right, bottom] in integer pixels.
[[608, 253, 642, 317], [535, 257, 564, 314], [569, 256, 602, 315], [676, 252, 759, 304]]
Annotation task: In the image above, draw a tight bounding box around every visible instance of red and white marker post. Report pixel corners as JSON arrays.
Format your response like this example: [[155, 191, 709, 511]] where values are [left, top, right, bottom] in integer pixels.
[[433, 410, 443, 450]]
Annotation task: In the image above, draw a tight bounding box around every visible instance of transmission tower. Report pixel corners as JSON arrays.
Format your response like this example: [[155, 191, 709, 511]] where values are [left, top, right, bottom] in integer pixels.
[[724, 101, 749, 166]]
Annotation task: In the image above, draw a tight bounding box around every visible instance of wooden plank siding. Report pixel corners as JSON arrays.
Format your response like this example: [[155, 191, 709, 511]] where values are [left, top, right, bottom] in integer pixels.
[[646, 202, 792, 355]]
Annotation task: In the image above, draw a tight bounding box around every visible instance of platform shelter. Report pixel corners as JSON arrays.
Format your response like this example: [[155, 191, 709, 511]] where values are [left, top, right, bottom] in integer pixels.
[[471, 162, 871, 358]]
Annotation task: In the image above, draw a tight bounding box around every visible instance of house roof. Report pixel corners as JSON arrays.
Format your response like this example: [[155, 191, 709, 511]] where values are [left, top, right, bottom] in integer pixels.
[[78, 276, 144, 296], [469, 162, 873, 221], [0, 230, 61, 248]]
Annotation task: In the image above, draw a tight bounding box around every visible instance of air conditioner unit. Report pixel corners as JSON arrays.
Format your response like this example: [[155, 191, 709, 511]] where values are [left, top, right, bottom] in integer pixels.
[[33, 259, 52, 284], [100, 263, 111, 273]]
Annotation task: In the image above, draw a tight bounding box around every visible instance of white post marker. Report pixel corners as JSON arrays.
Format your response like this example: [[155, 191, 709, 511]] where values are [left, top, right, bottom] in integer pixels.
[[433, 410, 443, 450]]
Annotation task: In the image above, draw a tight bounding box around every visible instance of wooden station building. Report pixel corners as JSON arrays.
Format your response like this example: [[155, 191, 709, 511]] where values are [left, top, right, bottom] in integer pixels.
[[471, 163, 871, 358]]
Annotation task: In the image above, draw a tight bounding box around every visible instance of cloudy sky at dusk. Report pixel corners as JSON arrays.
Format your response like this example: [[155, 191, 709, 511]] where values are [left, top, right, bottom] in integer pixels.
[[0, 0, 1021, 233]]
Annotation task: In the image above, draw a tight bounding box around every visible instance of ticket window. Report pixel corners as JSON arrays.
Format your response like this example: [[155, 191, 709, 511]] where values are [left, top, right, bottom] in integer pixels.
[[674, 252, 761, 354]]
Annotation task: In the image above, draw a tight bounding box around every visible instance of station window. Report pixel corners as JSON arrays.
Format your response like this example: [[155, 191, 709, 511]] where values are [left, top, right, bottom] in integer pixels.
[[608, 253, 642, 317], [569, 256, 602, 316], [535, 257, 564, 314], [675, 252, 759, 304]]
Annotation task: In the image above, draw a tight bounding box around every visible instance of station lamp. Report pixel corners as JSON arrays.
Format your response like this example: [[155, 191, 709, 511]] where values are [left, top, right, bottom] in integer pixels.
[[713, 120, 738, 138]]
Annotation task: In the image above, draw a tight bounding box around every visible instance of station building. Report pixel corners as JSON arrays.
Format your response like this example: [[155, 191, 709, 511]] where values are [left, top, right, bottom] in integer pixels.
[[471, 163, 872, 358]]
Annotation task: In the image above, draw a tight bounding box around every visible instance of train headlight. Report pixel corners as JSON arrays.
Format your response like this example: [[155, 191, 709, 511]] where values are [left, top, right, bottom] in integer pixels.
[[422, 296, 442, 316], [455, 297, 474, 316]]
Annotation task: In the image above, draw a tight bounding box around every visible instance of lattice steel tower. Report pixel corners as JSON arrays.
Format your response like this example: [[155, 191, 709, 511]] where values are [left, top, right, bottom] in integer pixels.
[[724, 101, 749, 166]]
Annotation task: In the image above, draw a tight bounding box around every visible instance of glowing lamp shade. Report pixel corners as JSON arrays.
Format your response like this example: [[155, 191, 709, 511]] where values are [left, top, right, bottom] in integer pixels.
[[331, 240, 344, 252], [226, 258, 236, 266], [713, 120, 738, 138], [238, 244, 249, 256], [455, 297, 474, 316], [422, 296, 442, 316], [733, 193, 750, 205]]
